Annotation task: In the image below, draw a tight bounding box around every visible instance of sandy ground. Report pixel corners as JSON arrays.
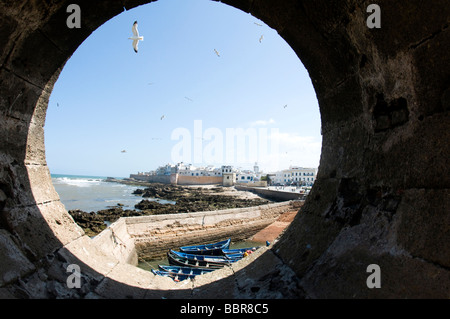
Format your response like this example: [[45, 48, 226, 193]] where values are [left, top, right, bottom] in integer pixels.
[[251, 210, 298, 243], [182, 185, 299, 243], [186, 185, 300, 242]]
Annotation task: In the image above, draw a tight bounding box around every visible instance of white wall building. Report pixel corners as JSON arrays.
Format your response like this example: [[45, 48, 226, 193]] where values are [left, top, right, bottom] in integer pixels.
[[272, 166, 318, 186], [176, 163, 223, 177], [222, 165, 236, 186]]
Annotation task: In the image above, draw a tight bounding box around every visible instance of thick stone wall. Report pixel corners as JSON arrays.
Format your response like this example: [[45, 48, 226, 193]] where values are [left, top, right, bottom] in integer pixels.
[[0, 0, 448, 298], [129, 174, 172, 184], [235, 185, 306, 201], [175, 174, 222, 185], [91, 218, 138, 266], [129, 174, 222, 185], [126, 201, 294, 259]]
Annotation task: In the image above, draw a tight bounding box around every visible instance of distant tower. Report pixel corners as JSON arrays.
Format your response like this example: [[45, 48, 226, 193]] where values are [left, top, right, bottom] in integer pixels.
[[222, 165, 236, 187], [254, 162, 259, 174]]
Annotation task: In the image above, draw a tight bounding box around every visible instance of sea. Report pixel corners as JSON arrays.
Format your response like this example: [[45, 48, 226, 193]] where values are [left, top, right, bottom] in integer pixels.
[[51, 173, 144, 212]]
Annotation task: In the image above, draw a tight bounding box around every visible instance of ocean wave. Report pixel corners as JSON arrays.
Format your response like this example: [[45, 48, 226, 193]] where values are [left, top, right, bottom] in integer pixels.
[[52, 177, 103, 187]]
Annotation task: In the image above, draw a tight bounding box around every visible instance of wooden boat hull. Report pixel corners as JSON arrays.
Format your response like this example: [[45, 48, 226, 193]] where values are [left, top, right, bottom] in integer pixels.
[[222, 247, 259, 255], [167, 251, 229, 269], [180, 238, 231, 255], [151, 269, 193, 281], [170, 249, 241, 263], [159, 265, 215, 276]]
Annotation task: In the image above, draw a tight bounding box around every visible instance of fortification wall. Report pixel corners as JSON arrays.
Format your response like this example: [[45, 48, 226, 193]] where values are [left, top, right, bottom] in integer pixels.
[[129, 174, 172, 184], [129, 174, 222, 185], [176, 175, 222, 185], [125, 201, 295, 259]]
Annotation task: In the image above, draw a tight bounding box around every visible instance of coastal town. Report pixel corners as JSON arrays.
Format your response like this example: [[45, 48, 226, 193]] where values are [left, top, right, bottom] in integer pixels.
[[128, 162, 317, 189]]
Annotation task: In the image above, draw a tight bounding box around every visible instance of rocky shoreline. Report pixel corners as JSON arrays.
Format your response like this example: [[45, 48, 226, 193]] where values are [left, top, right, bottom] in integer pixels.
[[69, 183, 271, 237]]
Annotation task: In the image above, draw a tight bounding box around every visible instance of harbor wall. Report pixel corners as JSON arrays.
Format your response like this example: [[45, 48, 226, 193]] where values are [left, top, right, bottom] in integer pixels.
[[235, 185, 307, 202], [124, 201, 296, 259], [92, 218, 138, 266], [236, 181, 268, 187]]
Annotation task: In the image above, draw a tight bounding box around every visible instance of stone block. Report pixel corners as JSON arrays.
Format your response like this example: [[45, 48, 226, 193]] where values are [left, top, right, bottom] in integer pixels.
[[4, 28, 68, 89], [0, 115, 29, 162], [191, 266, 235, 299], [4, 201, 84, 261], [300, 248, 450, 298], [0, 68, 42, 123], [94, 263, 168, 299], [275, 206, 342, 277], [232, 248, 303, 298], [57, 235, 119, 282], [0, 229, 35, 286], [26, 163, 60, 204], [367, 113, 450, 190], [397, 189, 450, 268]]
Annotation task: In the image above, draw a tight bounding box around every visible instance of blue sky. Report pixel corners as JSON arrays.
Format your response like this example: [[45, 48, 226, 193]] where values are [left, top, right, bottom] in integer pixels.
[[45, 0, 322, 178]]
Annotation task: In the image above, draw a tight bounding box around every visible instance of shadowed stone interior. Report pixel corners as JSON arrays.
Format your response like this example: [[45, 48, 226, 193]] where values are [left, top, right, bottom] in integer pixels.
[[0, 0, 449, 298]]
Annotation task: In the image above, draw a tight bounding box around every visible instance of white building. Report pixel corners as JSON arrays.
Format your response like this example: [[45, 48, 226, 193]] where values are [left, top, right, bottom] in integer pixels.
[[236, 170, 255, 183], [175, 163, 223, 177], [272, 166, 318, 186], [222, 165, 236, 186]]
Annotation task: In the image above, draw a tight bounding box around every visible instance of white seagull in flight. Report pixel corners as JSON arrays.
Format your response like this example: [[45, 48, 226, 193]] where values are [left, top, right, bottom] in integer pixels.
[[129, 21, 144, 53]]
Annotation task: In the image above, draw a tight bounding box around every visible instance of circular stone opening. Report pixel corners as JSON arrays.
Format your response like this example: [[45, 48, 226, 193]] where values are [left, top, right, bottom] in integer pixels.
[[42, 0, 321, 295], [1, 0, 323, 298], [4, 0, 448, 299]]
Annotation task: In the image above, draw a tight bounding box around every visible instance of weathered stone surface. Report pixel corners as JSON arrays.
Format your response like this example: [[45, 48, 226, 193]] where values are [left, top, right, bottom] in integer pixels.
[[57, 235, 119, 281], [397, 189, 450, 268], [0, 229, 35, 286], [3, 201, 84, 261], [0, 0, 449, 298], [232, 248, 304, 298]]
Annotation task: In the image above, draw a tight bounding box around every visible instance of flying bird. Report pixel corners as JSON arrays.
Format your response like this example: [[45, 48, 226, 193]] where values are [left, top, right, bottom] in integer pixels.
[[214, 49, 220, 57], [128, 21, 144, 53], [185, 96, 193, 102], [121, 150, 126, 153], [254, 22, 262, 27], [283, 104, 288, 108], [160, 115, 165, 120], [259, 35, 264, 43]]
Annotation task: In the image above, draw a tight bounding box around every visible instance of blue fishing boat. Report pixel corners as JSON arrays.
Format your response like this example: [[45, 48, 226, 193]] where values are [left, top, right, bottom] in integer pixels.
[[171, 250, 241, 262], [151, 269, 193, 281], [180, 238, 231, 255], [222, 247, 259, 255], [159, 265, 215, 276], [167, 250, 240, 269]]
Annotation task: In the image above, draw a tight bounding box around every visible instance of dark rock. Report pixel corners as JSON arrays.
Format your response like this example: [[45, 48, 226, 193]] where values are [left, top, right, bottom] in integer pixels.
[[69, 184, 271, 236]]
